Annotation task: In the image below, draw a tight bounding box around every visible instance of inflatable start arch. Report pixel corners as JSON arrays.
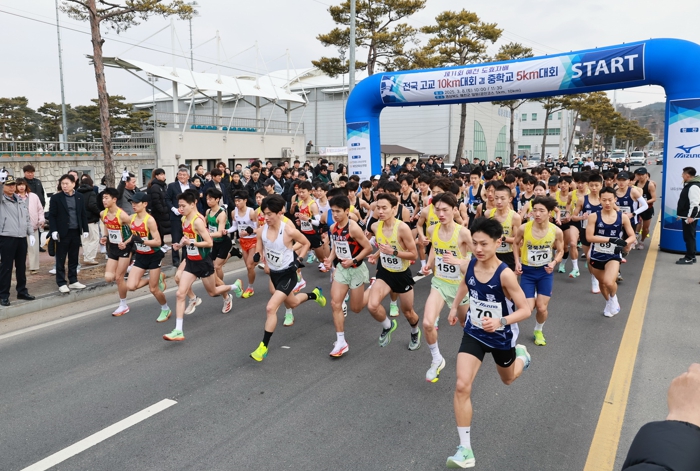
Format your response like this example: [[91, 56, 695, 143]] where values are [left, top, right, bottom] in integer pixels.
[[345, 38, 700, 252]]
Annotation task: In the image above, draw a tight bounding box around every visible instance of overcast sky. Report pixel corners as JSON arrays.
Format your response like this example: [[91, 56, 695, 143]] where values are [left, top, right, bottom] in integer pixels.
[[2, 0, 698, 110]]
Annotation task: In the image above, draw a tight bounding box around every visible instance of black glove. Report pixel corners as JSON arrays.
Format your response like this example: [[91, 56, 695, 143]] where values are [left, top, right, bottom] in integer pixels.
[[230, 246, 243, 259], [293, 257, 305, 270], [245, 226, 254, 235], [608, 237, 627, 247], [131, 233, 143, 244], [614, 246, 623, 254], [253, 252, 261, 263]]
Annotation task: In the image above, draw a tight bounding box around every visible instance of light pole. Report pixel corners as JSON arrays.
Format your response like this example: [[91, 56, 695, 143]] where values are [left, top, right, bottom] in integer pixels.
[[54, 0, 69, 149], [148, 74, 159, 168], [188, 2, 200, 71], [340, 48, 347, 145]]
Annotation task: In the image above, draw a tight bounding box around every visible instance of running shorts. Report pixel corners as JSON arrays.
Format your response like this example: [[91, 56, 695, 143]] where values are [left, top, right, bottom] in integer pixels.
[[431, 277, 469, 306], [107, 243, 132, 260], [185, 257, 215, 278], [520, 264, 554, 298], [211, 237, 233, 260], [376, 265, 414, 294], [133, 250, 164, 270], [459, 332, 516, 368], [269, 265, 298, 296], [333, 263, 370, 290]]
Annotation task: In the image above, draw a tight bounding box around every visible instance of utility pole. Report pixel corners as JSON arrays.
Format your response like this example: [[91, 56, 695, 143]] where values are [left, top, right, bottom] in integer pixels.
[[188, 1, 199, 71], [55, 0, 69, 149], [348, 0, 356, 92]]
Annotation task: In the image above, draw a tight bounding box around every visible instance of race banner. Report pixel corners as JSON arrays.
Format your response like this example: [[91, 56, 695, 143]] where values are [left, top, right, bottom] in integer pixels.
[[663, 98, 700, 230], [347, 122, 372, 183], [320, 146, 348, 156], [380, 44, 645, 104]]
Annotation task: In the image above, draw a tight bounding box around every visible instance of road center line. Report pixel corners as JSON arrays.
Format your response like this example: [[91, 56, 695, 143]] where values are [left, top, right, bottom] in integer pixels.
[[583, 217, 661, 471], [21, 399, 177, 471]]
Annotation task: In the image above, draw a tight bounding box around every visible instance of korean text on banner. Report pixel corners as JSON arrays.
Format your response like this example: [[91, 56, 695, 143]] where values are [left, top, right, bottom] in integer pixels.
[[347, 122, 372, 183]]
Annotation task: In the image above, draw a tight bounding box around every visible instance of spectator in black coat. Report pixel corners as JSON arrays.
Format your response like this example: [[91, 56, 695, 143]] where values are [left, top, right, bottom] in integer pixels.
[[146, 168, 171, 238], [23, 164, 46, 207], [165, 168, 196, 266], [228, 172, 244, 203], [244, 168, 264, 208], [77, 175, 100, 265], [201, 168, 230, 209]]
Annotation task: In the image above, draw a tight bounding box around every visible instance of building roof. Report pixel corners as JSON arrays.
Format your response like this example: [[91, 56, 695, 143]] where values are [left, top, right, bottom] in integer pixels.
[[381, 145, 422, 155]]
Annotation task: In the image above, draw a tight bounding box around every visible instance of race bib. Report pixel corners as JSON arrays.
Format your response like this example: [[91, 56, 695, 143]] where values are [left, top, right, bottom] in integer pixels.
[[108, 229, 122, 244], [334, 240, 351, 259], [560, 209, 569, 219], [496, 238, 511, 254], [380, 252, 402, 270], [527, 248, 552, 266], [469, 298, 503, 330], [135, 242, 149, 253], [208, 224, 218, 234], [594, 242, 616, 255], [301, 219, 313, 232], [186, 239, 199, 257], [435, 255, 460, 281], [265, 247, 284, 270], [407, 205, 414, 217], [619, 206, 631, 213]]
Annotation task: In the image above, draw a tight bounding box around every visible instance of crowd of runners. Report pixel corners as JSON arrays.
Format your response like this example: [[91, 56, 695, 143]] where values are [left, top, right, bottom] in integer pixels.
[[99, 162, 657, 469]]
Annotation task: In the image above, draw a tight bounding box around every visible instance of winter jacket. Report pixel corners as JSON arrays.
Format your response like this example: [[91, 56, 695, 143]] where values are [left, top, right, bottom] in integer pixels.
[[622, 420, 700, 470], [116, 179, 136, 215], [244, 179, 264, 208], [147, 179, 171, 234], [0, 185, 33, 238], [77, 184, 100, 224], [17, 192, 44, 231], [24, 177, 46, 207]]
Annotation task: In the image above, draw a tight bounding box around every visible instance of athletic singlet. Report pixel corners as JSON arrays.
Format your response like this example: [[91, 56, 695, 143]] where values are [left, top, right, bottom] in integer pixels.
[[581, 195, 602, 229], [262, 221, 295, 272], [255, 207, 266, 227], [519, 193, 535, 214], [401, 192, 416, 217], [426, 204, 440, 227], [615, 187, 637, 222], [555, 190, 572, 220], [636, 180, 653, 207], [297, 200, 317, 235], [463, 258, 517, 349], [376, 220, 409, 272], [233, 207, 256, 239], [206, 208, 229, 243], [330, 221, 362, 265], [489, 208, 515, 254], [317, 200, 331, 224], [182, 214, 210, 261], [520, 220, 557, 267], [130, 214, 159, 254], [102, 208, 131, 245], [431, 223, 464, 284], [358, 192, 374, 219], [590, 211, 624, 262], [467, 186, 483, 214], [571, 188, 590, 208]]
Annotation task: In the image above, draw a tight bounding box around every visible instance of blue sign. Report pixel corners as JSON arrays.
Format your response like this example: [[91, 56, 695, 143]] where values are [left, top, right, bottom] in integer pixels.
[[681, 127, 699, 133], [568, 45, 644, 87]]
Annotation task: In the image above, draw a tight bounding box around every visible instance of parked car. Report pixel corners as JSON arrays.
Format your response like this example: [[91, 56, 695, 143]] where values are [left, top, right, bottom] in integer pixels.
[[629, 151, 646, 166], [610, 150, 627, 162], [527, 153, 541, 168], [656, 150, 664, 165]]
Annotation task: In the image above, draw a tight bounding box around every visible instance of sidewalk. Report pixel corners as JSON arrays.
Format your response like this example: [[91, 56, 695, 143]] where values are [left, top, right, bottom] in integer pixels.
[[0, 241, 246, 321]]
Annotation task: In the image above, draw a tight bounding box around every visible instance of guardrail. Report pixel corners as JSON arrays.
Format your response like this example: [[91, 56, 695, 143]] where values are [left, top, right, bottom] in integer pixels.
[[0, 138, 155, 156], [157, 112, 304, 135]]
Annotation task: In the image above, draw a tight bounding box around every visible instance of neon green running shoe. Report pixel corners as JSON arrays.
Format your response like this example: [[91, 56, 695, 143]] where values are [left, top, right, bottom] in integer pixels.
[[389, 302, 399, 317], [312, 287, 326, 307], [163, 328, 184, 341], [515, 344, 532, 371], [558, 263, 566, 273], [156, 308, 171, 323], [533, 329, 546, 346], [283, 311, 294, 327], [568, 269, 580, 278], [446, 446, 475, 469], [379, 319, 398, 347], [250, 342, 268, 362], [231, 279, 243, 298], [158, 273, 166, 291]]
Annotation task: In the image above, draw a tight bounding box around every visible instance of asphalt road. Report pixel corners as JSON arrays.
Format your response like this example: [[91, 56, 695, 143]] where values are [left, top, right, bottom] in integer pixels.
[[0, 167, 667, 471]]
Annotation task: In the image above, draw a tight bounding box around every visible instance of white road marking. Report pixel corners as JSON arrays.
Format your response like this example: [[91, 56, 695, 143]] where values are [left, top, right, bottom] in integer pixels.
[[21, 399, 177, 471], [280, 346, 291, 349]]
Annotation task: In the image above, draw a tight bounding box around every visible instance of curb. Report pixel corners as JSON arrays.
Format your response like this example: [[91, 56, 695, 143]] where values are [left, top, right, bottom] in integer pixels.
[[0, 259, 247, 322]]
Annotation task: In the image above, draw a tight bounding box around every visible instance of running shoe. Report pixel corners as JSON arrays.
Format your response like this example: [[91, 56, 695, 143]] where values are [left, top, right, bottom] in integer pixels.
[[557, 264, 566, 274], [378, 319, 398, 347], [250, 342, 268, 361], [283, 311, 295, 326], [293, 274, 306, 293], [609, 297, 621, 316], [163, 329, 184, 341], [184, 296, 201, 315], [312, 287, 326, 307], [617, 273, 624, 283], [231, 279, 244, 298], [568, 269, 580, 278], [342, 301, 348, 317], [222, 295, 233, 313], [158, 273, 166, 291], [112, 305, 129, 317], [426, 357, 446, 383], [636, 242, 644, 250], [306, 252, 317, 264], [242, 286, 254, 299], [318, 263, 328, 273], [446, 446, 475, 469], [621, 257, 627, 264], [156, 308, 172, 323], [408, 328, 422, 351], [603, 299, 613, 317], [330, 341, 349, 358], [515, 344, 531, 371], [533, 329, 546, 346], [389, 303, 399, 317], [591, 275, 600, 294]]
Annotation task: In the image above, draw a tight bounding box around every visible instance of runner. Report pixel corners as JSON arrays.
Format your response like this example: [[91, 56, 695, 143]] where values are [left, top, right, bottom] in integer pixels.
[[249, 194, 327, 361], [204, 188, 233, 286], [99, 188, 133, 317], [123, 192, 170, 321], [586, 187, 636, 317], [323, 195, 373, 358], [633, 167, 656, 250], [571, 172, 603, 293], [513, 196, 565, 347], [615, 171, 648, 246], [445, 217, 532, 469], [164, 190, 239, 342], [419, 192, 473, 383], [366, 193, 421, 350], [488, 183, 521, 272], [554, 175, 578, 276], [294, 181, 329, 271], [231, 190, 258, 298]]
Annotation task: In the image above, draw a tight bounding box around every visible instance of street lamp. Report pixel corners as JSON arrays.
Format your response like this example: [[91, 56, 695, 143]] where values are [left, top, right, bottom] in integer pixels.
[[340, 48, 347, 145], [188, 2, 200, 71]]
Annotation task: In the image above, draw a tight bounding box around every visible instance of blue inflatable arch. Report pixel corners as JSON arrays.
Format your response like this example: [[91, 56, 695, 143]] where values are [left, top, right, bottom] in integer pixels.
[[345, 38, 700, 252]]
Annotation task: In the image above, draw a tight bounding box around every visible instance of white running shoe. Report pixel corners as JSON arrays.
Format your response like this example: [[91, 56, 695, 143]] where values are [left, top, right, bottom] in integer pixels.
[[49, 268, 56, 275], [184, 296, 202, 315], [329, 341, 349, 358], [603, 298, 613, 317], [58, 285, 70, 293], [591, 275, 600, 294], [68, 282, 86, 289]]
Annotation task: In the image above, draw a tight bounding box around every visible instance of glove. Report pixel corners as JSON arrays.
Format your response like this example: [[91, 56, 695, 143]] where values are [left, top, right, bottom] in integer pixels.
[[171, 207, 180, 216], [131, 233, 143, 244], [244, 226, 254, 235], [614, 246, 623, 254], [293, 257, 306, 270], [608, 237, 627, 247], [29, 235, 36, 246], [83, 232, 89, 239], [52, 231, 58, 240], [253, 252, 261, 263], [121, 169, 130, 182], [0, 169, 6, 183]]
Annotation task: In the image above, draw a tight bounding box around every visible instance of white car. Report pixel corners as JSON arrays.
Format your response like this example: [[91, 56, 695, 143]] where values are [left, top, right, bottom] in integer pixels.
[[527, 153, 541, 168], [610, 151, 627, 162], [629, 151, 646, 166]]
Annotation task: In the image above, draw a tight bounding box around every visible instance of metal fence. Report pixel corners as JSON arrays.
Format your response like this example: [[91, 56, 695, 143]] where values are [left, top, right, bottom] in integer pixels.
[[0, 137, 155, 155], [156, 112, 304, 135]]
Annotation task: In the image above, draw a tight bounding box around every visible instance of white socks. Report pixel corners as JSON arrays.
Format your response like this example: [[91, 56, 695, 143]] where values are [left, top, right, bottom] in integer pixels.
[[572, 259, 579, 270], [429, 342, 443, 364], [534, 321, 545, 331], [420, 259, 427, 268], [176, 318, 183, 331], [161, 303, 169, 311], [119, 298, 127, 307], [457, 426, 471, 449], [390, 299, 398, 306], [336, 332, 346, 345], [381, 317, 392, 329], [286, 308, 293, 315]]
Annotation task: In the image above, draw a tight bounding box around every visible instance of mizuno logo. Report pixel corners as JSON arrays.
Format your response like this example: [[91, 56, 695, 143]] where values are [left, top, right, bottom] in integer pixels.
[[676, 143, 700, 154], [487, 284, 497, 289]]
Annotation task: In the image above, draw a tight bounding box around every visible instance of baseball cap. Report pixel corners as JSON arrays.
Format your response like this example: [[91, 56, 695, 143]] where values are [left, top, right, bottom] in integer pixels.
[[616, 171, 631, 180], [373, 175, 381, 180], [634, 167, 648, 175], [560, 166, 571, 175], [548, 176, 559, 186], [4, 175, 16, 185], [132, 191, 149, 203]]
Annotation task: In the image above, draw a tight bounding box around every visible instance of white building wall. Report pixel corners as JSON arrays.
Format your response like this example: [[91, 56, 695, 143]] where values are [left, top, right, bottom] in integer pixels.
[[516, 101, 579, 159]]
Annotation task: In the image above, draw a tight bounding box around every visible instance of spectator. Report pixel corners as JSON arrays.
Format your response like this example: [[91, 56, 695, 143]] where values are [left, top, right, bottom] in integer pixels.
[[202, 168, 230, 208], [22, 164, 46, 207], [165, 168, 196, 266], [228, 171, 244, 202], [317, 165, 331, 184], [675, 166, 700, 264], [271, 167, 285, 194], [76, 175, 101, 266], [117, 171, 137, 215], [146, 168, 171, 245], [389, 158, 401, 175], [235, 163, 243, 173], [244, 168, 264, 208], [0, 175, 36, 305], [192, 165, 206, 186], [15, 178, 44, 274], [306, 140, 314, 154], [241, 168, 251, 186], [49, 174, 89, 293], [216, 161, 231, 193], [314, 158, 328, 177]]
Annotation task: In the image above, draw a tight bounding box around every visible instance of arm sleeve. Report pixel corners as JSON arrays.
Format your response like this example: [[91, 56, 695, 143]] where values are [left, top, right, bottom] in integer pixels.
[[622, 421, 700, 470], [633, 195, 649, 216]]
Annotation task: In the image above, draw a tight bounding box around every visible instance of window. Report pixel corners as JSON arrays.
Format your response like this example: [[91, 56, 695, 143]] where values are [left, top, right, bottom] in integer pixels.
[[548, 114, 553, 121], [557, 111, 562, 120], [473, 120, 488, 161], [521, 128, 561, 136], [494, 126, 507, 160], [521, 113, 527, 122], [532, 113, 538, 121], [140, 167, 154, 187]]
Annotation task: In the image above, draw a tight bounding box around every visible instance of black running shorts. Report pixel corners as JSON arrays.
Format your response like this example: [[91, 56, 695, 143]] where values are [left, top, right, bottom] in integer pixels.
[[211, 237, 233, 260], [269, 265, 298, 296], [133, 250, 164, 270], [185, 257, 215, 278], [376, 265, 414, 294], [458, 332, 516, 368]]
